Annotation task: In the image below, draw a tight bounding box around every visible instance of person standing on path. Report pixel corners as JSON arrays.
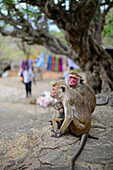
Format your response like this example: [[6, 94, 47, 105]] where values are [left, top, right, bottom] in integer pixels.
[[23, 66, 35, 98]]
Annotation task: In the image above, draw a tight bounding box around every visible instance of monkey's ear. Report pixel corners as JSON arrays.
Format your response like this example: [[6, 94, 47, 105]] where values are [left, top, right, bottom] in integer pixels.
[[50, 81, 56, 86], [61, 86, 66, 92], [80, 79, 84, 84]]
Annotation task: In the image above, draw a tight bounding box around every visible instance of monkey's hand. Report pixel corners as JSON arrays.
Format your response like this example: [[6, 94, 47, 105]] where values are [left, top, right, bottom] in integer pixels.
[[49, 120, 53, 125], [51, 130, 62, 138], [51, 129, 54, 132]]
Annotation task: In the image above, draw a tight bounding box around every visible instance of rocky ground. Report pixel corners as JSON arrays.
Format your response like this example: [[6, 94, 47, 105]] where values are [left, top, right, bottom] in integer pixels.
[[0, 71, 113, 170]]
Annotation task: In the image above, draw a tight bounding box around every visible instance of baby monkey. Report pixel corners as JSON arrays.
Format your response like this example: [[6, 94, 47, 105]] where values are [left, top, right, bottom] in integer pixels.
[[52, 101, 64, 133]]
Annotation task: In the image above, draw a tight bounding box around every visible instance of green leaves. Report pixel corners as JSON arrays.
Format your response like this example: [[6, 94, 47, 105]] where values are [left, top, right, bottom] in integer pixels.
[[105, 0, 109, 3], [103, 8, 113, 36], [2, 0, 14, 4]]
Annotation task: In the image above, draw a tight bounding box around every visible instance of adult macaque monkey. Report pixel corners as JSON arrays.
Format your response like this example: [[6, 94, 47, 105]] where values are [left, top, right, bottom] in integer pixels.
[[52, 101, 105, 133], [50, 81, 91, 170], [68, 71, 96, 114]]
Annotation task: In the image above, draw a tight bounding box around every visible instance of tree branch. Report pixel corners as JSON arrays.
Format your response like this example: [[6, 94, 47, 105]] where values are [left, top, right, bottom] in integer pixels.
[[100, 1, 113, 6], [103, 2, 113, 15]]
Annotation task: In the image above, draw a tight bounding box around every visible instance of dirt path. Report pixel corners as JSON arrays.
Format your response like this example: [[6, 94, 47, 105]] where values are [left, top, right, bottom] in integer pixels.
[[0, 71, 60, 130]]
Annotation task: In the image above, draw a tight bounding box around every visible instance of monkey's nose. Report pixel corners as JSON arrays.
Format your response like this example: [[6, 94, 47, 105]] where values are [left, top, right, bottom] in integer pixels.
[[52, 87, 55, 90], [50, 92, 53, 97]]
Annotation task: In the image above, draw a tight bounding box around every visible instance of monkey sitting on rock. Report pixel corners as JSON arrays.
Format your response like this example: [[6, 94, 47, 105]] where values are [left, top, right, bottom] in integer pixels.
[[68, 71, 96, 114], [51, 100, 104, 136], [50, 80, 92, 170]]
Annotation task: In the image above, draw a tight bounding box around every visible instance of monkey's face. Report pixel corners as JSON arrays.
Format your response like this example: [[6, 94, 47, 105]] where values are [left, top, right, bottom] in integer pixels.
[[51, 86, 61, 99], [59, 107, 64, 113], [50, 85, 65, 100], [68, 75, 78, 87], [55, 103, 64, 113], [57, 105, 64, 113]]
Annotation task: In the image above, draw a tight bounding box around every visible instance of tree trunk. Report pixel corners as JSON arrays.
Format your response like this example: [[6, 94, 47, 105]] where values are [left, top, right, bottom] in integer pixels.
[[88, 37, 113, 93], [1, 0, 113, 93], [71, 35, 113, 94]]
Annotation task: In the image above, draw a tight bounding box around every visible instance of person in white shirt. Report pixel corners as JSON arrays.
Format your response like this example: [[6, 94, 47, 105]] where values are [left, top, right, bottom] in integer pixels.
[[23, 66, 34, 98]]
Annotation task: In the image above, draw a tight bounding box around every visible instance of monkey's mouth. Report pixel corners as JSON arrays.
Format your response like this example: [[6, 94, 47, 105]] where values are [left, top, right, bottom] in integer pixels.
[[50, 91, 56, 98], [50, 87, 56, 98], [69, 82, 75, 86]]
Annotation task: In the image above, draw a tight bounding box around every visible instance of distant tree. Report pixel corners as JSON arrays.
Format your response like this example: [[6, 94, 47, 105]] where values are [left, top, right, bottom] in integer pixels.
[[0, 1, 72, 56], [0, 0, 113, 93], [0, 35, 5, 57], [103, 8, 113, 37], [15, 38, 31, 59]]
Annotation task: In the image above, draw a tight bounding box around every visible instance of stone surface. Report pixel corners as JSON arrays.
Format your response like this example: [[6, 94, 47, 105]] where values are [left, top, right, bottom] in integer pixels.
[[0, 76, 113, 170], [39, 150, 67, 165], [109, 92, 113, 107], [96, 94, 109, 105]]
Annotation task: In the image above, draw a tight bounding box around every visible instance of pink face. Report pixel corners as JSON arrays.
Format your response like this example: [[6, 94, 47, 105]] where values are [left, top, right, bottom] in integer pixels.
[[50, 86, 63, 100], [68, 75, 78, 87], [50, 87, 56, 98]]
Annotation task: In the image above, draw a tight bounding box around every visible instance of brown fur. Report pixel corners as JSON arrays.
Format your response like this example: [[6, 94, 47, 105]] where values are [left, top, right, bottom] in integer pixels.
[[50, 80, 91, 136], [52, 101, 64, 132], [69, 71, 96, 113], [50, 81, 91, 169]]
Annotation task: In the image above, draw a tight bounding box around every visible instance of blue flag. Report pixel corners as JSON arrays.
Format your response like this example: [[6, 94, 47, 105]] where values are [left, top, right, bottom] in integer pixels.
[[36, 52, 45, 67]]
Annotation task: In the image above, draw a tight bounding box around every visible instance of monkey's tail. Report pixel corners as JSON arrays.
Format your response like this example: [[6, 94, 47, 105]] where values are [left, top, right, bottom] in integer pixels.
[[70, 133, 88, 170], [91, 125, 106, 129]]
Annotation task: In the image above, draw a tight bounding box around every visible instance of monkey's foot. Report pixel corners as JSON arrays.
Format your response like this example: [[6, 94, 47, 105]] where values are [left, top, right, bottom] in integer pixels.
[[51, 129, 54, 132], [51, 133, 60, 138], [49, 120, 53, 125], [51, 130, 62, 138]]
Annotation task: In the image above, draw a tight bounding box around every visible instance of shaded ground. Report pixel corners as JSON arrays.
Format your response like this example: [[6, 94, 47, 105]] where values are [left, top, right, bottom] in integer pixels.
[[0, 71, 113, 170]]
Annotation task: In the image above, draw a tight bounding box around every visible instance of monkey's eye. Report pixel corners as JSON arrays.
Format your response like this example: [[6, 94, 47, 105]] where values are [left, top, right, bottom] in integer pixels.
[[58, 106, 63, 110], [70, 76, 76, 79], [61, 86, 65, 92]]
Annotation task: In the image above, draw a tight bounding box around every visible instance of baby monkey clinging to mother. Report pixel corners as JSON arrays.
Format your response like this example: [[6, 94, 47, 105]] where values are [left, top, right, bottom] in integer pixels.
[[52, 101, 64, 133], [50, 81, 91, 170]]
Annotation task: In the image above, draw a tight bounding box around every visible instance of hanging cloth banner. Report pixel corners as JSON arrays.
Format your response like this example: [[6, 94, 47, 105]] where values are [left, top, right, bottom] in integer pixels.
[[47, 54, 51, 70], [36, 52, 45, 67], [61, 57, 63, 71], [20, 60, 24, 69], [20, 60, 28, 70], [58, 56, 63, 72], [28, 59, 33, 69], [51, 55, 55, 71], [47, 55, 63, 72], [55, 56, 58, 72]]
